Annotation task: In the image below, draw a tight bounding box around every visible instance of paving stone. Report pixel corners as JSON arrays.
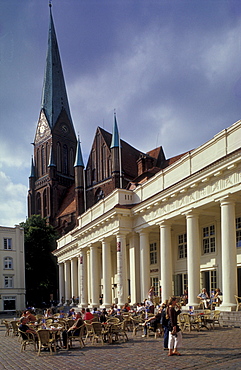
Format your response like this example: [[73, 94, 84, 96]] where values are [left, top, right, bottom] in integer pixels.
[[1, 320, 241, 369]]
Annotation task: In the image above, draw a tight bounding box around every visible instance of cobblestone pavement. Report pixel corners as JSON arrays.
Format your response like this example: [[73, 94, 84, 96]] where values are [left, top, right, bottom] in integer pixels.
[[1, 319, 241, 370]]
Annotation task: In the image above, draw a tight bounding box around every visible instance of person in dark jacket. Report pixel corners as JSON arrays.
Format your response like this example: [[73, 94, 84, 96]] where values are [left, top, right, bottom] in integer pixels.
[[168, 297, 182, 356], [160, 300, 169, 350]]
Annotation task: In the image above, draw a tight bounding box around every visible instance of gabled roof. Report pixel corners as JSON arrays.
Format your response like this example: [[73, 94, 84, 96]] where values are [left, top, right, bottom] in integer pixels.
[[98, 127, 145, 178], [41, 5, 73, 129]]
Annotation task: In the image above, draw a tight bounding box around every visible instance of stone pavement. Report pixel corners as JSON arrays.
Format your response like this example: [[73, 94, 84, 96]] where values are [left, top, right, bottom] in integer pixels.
[[1, 319, 241, 370]]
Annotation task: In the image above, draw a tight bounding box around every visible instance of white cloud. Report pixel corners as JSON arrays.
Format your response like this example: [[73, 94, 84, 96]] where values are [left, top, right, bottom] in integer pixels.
[[0, 171, 27, 227]]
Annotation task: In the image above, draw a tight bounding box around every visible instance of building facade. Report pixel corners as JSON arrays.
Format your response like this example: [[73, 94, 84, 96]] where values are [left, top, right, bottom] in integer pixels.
[[28, 5, 171, 236], [54, 120, 241, 311], [0, 225, 26, 312]]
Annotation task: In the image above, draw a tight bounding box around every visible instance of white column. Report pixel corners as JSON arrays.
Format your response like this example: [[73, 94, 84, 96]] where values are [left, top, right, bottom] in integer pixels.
[[116, 233, 128, 307], [64, 260, 71, 303], [78, 249, 88, 307], [186, 212, 200, 307], [129, 232, 140, 304], [90, 245, 99, 307], [71, 257, 78, 303], [220, 197, 237, 310], [139, 230, 150, 302], [160, 221, 172, 302], [58, 263, 65, 304], [102, 239, 112, 307]]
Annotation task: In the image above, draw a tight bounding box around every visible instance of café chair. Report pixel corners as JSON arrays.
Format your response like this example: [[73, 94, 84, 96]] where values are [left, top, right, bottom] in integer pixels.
[[234, 295, 241, 311], [37, 329, 56, 355], [67, 324, 85, 350], [18, 329, 37, 352]]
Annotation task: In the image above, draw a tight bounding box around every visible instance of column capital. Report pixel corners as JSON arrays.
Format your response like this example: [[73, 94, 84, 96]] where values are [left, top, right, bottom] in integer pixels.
[[135, 227, 149, 235], [215, 194, 238, 205], [157, 220, 172, 227], [183, 209, 199, 218]]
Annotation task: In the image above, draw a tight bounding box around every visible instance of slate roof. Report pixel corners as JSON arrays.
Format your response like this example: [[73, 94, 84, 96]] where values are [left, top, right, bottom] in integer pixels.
[[41, 5, 73, 129]]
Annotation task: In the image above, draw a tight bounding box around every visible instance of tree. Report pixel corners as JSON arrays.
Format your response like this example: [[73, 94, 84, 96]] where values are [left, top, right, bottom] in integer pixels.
[[20, 215, 58, 307]]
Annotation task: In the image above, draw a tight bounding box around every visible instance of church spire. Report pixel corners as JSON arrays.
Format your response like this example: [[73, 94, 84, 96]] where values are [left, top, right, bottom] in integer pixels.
[[41, 3, 73, 129], [110, 111, 120, 148], [74, 136, 84, 167]]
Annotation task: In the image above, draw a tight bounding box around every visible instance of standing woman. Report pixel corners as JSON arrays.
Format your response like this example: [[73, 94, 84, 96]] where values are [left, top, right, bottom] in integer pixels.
[[168, 297, 182, 356]]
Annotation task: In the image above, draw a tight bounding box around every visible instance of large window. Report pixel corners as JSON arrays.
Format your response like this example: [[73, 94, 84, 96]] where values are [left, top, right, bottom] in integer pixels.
[[4, 276, 13, 288], [203, 225, 215, 254], [4, 238, 12, 250], [4, 257, 13, 269], [150, 277, 159, 296], [178, 234, 187, 259], [236, 217, 241, 248], [150, 242, 157, 264], [3, 296, 16, 310]]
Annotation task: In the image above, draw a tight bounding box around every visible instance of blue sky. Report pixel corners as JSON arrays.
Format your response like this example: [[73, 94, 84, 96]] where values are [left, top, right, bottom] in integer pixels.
[[1, 0, 241, 226]]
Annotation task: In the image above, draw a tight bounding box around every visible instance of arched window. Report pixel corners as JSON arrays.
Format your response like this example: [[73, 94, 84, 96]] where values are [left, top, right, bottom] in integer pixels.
[[57, 142, 61, 172], [46, 142, 49, 170], [43, 189, 47, 217], [102, 144, 106, 179], [108, 156, 112, 177], [92, 149, 96, 182], [37, 148, 40, 178], [69, 147, 74, 176], [36, 192, 41, 215], [4, 257, 13, 269], [41, 145, 45, 175], [63, 145, 68, 175]]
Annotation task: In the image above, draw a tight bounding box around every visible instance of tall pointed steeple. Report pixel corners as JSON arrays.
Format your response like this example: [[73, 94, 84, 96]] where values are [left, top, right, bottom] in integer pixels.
[[110, 112, 120, 149], [41, 3, 73, 129], [74, 137, 85, 218], [111, 112, 122, 188]]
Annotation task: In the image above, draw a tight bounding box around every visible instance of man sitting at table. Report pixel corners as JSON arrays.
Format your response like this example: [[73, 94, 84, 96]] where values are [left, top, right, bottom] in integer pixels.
[[83, 308, 94, 321], [142, 306, 162, 337], [197, 288, 210, 309], [19, 317, 37, 339], [62, 312, 84, 348]]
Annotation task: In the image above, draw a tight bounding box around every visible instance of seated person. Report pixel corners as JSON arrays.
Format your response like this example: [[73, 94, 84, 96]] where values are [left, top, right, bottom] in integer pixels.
[[62, 312, 84, 348], [99, 308, 108, 323], [122, 303, 130, 312], [145, 298, 154, 314], [67, 308, 76, 318], [142, 306, 162, 337], [83, 308, 94, 321], [210, 288, 222, 307], [197, 288, 210, 308], [25, 310, 36, 322], [44, 308, 52, 318], [136, 302, 146, 313], [19, 317, 37, 340]]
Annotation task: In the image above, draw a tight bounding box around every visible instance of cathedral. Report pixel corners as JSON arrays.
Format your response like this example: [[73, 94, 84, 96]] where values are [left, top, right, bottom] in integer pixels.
[[28, 4, 184, 236], [29, 5, 241, 311]]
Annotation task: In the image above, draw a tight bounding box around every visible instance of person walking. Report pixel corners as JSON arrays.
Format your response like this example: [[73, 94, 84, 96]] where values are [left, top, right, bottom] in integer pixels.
[[168, 297, 182, 356]]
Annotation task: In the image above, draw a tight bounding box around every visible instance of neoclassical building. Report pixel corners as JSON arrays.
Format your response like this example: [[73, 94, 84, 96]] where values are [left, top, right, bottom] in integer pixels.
[[54, 119, 241, 311]]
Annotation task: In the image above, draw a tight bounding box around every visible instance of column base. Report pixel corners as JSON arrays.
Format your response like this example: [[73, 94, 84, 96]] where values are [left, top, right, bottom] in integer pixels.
[[183, 303, 200, 310], [219, 303, 237, 312], [78, 303, 88, 309], [101, 303, 112, 309]]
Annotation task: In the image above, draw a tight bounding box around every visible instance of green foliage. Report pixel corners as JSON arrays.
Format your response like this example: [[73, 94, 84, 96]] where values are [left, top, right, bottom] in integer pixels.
[[20, 215, 58, 307]]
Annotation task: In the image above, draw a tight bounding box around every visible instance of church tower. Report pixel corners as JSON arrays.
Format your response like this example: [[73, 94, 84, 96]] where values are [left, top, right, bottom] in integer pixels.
[[28, 4, 77, 231]]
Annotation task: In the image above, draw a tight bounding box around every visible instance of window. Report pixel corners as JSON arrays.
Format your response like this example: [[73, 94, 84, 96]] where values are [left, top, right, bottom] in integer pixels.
[[4, 238, 12, 250], [150, 277, 159, 296], [178, 234, 187, 259], [150, 242, 157, 264], [203, 225, 215, 254], [210, 270, 217, 292], [63, 145, 68, 175], [3, 296, 16, 310], [4, 276, 13, 288], [236, 217, 241, 248], [4, 257, 13, 269]]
